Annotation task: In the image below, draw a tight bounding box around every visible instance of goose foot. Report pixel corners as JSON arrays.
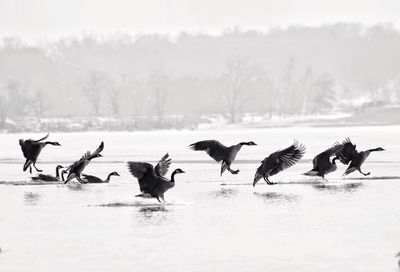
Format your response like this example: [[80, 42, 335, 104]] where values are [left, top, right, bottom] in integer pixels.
[[232, 169, 240, 175], [359, 169, 370, 176], [264, 176, 276, 185]]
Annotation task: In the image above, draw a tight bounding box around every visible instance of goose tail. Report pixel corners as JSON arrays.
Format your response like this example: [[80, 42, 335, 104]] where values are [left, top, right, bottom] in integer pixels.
[[303, 170, 319, 176]]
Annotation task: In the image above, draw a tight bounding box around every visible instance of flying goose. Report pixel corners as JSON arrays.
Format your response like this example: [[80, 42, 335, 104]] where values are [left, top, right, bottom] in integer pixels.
[[64, 141, 104, 184], [336, 138, 384, 176], [254, 141, 305, 186], [19, 133, 61, 173], [189, 140, 257, 175], [127, 153, 184, 203]]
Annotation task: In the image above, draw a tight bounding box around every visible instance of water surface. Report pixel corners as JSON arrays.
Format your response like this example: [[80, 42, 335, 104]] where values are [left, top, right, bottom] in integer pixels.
[[0, 126, 400, 271]]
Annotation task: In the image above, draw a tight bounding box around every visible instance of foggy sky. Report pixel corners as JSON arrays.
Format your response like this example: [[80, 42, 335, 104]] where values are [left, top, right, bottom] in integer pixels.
[[1, 0, 400, 42]]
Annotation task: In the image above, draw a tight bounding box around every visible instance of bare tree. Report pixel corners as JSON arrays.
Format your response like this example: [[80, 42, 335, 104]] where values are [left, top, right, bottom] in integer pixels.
[[391, 77, 400, 104], [222, 58, 259, 123], [309, 72, 336, 113], [6, 80, 30, 117], [0, 94, 8, 128], [126, 78, 146, 123], [81, 70, 110, 116], [148, 70, 168, 126], [279, 56, 296, 116], [30, 90, 49, 121], [107, 78, 120, 117], [298, 66, 315, 113]]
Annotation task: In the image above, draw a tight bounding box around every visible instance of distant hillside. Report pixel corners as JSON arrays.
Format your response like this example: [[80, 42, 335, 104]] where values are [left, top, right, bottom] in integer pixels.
[[0, 23, 400, 124]]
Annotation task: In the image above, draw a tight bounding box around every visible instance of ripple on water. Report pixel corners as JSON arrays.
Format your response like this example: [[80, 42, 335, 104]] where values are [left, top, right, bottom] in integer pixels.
[[312, 182, 363, 193], [253, 192, 299, 204], [24, 192, 41, 206]]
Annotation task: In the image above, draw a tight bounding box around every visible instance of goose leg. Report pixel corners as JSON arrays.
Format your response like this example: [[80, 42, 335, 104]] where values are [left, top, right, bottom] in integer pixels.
[[77, 177, 87, 184], [160, 195, 166, 203], [23, 159, 32, 172], [156, 197, 161, 203], [359, 169, 370, 176], [33, 163, 42, 172], [29, 166, 32, 174], [263, 175, 276, 185], [220, 162, 227, 176], [228, 167, 240, 174], [64, 173, 75, 184]]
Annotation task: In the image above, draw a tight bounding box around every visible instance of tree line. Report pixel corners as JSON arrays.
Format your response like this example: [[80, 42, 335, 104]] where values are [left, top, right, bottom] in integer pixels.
[[1, 23, 400, 127]]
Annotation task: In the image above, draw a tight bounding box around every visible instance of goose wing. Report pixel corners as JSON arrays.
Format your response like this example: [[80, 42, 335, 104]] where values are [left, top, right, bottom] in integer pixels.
[[67, 152, 89, 172], [154, 153, 171, 177], [336, 138, 357, 164], [19, 139, 30, 158], [189, 140, 228, 162], [269, 141, 306, 176], [127, 162, 154, 180], [33, 133, 49, 143], [312, 145, 341, 169], [67, 142, 104, 173], [127, 161, 158, 192], [88, 141, 104, 160], [19, 139, 42, 160]]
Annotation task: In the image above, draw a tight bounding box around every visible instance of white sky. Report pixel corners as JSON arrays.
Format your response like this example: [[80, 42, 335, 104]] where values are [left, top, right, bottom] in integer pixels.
[[1, 0, 400, 42]]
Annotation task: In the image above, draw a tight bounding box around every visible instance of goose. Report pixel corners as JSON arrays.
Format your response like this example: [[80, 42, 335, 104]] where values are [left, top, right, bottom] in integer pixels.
[[19, 133, 61, 173], [81, 172, 120, 183], [253, 141, 305, 186], [303, 144, 344, 179], [31, 165, 64, 182], [336, 138, 384, 176], [189, 140, 257, 175], [127, 153, 185, 203], [64, 142, 104, 184]]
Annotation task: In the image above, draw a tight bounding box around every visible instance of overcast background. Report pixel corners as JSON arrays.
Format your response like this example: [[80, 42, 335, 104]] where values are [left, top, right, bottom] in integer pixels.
[[0, 0, 400, 131], [1, 0, 400, 41]]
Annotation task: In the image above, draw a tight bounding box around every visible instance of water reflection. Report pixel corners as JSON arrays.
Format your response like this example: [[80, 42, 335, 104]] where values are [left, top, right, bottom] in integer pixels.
[[210, 188, 237, 200], [253, 192, 298, 204], [135, 205, 170, 225], [312, 182, 363, 193], [343, 176, 400, 181], [66, 183, 86, 192], [24, 192, 41, 206], [139, 206, 168, 213]]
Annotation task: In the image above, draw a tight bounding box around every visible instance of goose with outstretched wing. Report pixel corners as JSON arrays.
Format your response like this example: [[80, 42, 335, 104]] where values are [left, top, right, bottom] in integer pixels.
[[64, 141, 104, 184], [189, 140, 257, 176], [254, 141, 305, 186], [127, 153, 184, 203], [336, 138, 384, 176], [19, 133, 61, 173]]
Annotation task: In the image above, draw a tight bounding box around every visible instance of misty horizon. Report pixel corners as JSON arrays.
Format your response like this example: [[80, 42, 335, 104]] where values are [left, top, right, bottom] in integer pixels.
[[1, 22, 400, 132], [2, 0, 400, 42]]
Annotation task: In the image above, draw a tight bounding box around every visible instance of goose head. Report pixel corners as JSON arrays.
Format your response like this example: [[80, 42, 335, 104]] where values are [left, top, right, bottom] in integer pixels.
[[173, 168, 185, 174], [240, 141, 257, 146], [46, 141, 61, 146]]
